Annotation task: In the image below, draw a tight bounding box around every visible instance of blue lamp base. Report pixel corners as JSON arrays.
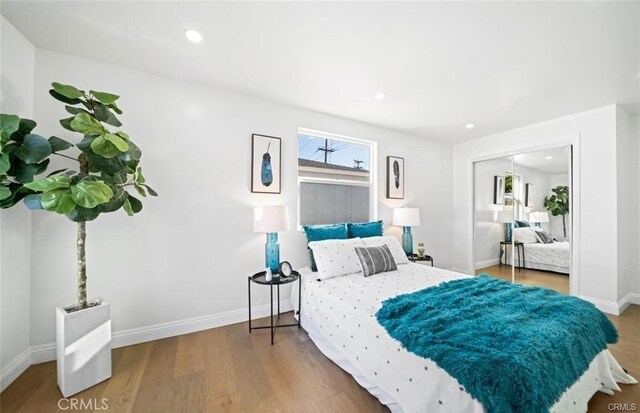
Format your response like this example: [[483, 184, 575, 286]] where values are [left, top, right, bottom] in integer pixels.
[[265, 232, 280, 274], [504, 223, 513, 243], [402, 226, 413, 256]]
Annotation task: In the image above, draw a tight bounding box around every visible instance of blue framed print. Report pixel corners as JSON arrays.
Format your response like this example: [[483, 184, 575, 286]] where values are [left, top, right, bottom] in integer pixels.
[[251, 134, 281, 194]]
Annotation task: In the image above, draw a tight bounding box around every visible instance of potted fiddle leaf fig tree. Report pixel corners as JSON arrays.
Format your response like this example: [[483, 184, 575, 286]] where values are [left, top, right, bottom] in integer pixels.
[[0, 82, 156, 397]]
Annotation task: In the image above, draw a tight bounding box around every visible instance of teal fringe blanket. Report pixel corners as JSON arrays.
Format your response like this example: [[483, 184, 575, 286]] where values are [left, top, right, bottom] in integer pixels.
[[375, 275, 618, 413]]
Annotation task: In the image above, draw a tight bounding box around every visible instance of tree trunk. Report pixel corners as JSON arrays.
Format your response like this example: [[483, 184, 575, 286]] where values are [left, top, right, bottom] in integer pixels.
[[76, 153, 90, 310], [562, 214, 567, 238], [77, 220, 88, 309]]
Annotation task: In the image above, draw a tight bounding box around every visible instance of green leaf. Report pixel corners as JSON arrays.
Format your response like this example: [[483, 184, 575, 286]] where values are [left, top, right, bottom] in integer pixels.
[[90, 90, 119, 104], [41, 188, 76, 214], [64, 105, 91, 116], [24, 174, 72, 192], [104, 133, 128, 152], [133, 183, 146, 197], [23, 194, 43, 210], [0, 114, 20, 144], [122, 198, 134, 216], [0, 185, 11, 201], [50, 90, 82, 105], [16, 163, 40, 183], [11, 119, 37, 143], [135, 167, 145, 184], [52, 82, 84, 99], [122, 193, 143, 216], [143, 184, 158, 196], [47, 168, 68, 177], [48, 136, 74, 152], [70, 113, 105, 136], [15, 134, 52, 164], [60, 117, 75, 132], [99, 186, 126, 212], [93, 104, 122, 127], [127, 140, 141, 161], [66, 206, 101, 222], [71, 180, 113, 208], [108, 101, 122, 115], [91, 136, 120, 159], [0, 153, 9, 174]]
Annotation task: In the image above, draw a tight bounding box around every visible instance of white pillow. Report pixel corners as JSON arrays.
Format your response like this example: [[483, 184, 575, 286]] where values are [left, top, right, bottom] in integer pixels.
[[360, 236, 410, 265], [308, 238, 364, 280], [513, 227, 538, 244]]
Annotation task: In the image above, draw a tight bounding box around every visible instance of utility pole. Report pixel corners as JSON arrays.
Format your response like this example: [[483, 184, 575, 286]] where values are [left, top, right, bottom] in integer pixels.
[[316, 139, 337, 163]]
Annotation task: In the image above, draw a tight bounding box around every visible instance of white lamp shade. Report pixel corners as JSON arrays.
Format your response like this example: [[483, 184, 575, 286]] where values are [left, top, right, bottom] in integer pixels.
[[495, 210, 513, 223], [253, 205, 290, 233], [392, 207, 420, 227], [529, 211, 549, 223]]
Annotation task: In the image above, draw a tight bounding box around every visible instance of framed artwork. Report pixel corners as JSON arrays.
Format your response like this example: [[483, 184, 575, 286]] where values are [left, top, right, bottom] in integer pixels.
[[386, 156, 404, 199], [525, 183, 533, 207], [493, 175, 505, 205], [251, 134, 281, 194]]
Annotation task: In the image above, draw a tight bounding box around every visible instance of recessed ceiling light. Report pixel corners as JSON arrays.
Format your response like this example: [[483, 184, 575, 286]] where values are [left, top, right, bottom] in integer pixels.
[[185, 29, 203, 43], [545, 156, 553, 160], [465, 123, 475, 129], [374, 91, 387, 101]]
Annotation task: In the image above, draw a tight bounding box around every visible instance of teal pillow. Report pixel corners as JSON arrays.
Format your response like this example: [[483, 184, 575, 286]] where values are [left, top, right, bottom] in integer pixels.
[[347, 220, 383, 238], [303, 224, 348, 271], [515, 220, 531, 228]]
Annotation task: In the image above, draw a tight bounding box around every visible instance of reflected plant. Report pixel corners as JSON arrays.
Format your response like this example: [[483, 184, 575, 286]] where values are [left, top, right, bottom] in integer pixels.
[[0, 82, 157, 310], [544, 185, 569, 237]]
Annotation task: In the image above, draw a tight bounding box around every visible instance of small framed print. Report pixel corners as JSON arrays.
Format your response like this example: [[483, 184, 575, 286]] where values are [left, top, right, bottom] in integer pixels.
[[251, 134, 281, 194], [525, 183, 533, 207], [386, 156, 404, 199], [494, 175, 505, 205]]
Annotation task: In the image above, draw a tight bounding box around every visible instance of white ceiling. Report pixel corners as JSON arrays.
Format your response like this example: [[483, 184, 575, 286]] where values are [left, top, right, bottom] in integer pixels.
[[514, 146, 570, 175], [2, 1, 639, 143]]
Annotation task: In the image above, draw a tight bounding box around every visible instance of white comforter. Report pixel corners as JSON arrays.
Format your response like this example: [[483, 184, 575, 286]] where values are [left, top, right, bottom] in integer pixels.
[[293, 264, 635, 413], [524, 241, 570, 273]]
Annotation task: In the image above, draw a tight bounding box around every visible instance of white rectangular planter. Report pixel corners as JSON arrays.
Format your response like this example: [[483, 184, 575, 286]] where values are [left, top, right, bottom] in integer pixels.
[[56, 299, 112, 397]]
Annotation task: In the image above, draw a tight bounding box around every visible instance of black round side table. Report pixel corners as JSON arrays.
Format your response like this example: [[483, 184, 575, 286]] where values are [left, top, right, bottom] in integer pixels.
[[408, 254, 434, 266], [248, 270, 301, 345]]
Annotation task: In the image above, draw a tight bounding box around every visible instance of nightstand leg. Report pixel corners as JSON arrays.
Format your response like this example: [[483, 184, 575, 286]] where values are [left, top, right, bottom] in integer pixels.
[[270, 285, 274, 345], [277, 284, 280, 319], [248, 277, 252, 333]]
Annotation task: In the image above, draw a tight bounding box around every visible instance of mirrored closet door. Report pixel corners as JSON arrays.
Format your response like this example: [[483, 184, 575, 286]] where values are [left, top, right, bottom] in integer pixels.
[[473, 146, 572, 294]]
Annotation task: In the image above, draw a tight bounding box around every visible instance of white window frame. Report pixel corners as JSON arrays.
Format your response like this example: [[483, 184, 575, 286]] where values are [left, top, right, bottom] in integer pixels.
[[297, 127, 377, 229]]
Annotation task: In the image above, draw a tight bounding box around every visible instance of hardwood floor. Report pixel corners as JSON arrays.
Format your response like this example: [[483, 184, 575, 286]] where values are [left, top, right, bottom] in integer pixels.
[[1, 306, 638, 412], [477, 264, 570, 294]]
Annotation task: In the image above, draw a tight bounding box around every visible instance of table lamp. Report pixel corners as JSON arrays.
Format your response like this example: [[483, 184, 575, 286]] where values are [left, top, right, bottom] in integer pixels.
[[495, 210, 513, 242], [529, 211, 549, 228], [253, 205, 290, 273], [392, 207, 420, 255]]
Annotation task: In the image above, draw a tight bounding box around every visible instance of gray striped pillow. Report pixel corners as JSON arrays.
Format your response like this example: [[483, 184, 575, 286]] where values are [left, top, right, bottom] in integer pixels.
[[354, 245, 398, 277]]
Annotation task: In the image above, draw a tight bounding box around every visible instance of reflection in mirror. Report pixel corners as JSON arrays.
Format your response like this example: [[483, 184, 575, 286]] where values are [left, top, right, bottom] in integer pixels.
[[512, 146, 571, 294], [473, 156, 515, 282]]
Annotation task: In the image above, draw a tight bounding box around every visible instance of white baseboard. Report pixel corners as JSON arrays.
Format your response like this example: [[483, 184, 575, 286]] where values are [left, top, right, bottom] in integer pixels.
[[0, 348, 31, 392], [9, 300, 293, 386], [579, 295, 620, 315], [617, 292, 640, 315], [475, 258, 500, 269]]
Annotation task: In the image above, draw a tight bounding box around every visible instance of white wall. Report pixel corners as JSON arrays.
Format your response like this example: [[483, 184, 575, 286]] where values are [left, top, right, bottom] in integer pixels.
[[0, 16, 34, 388], [453, 105, 619, 310], [616, 107, 639, 302], [28, 49, 454, 349]]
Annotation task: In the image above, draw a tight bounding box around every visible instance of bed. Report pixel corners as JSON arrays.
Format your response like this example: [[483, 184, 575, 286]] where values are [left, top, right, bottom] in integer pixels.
[[291, 262, 635, 412], [523, 241, 570, 274], [512, 227, 571, 274]]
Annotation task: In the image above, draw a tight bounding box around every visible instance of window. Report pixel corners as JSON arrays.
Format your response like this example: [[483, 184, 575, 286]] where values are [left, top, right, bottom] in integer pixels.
[[505, 172, 523, 219], [297, 128, 376, 227]]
